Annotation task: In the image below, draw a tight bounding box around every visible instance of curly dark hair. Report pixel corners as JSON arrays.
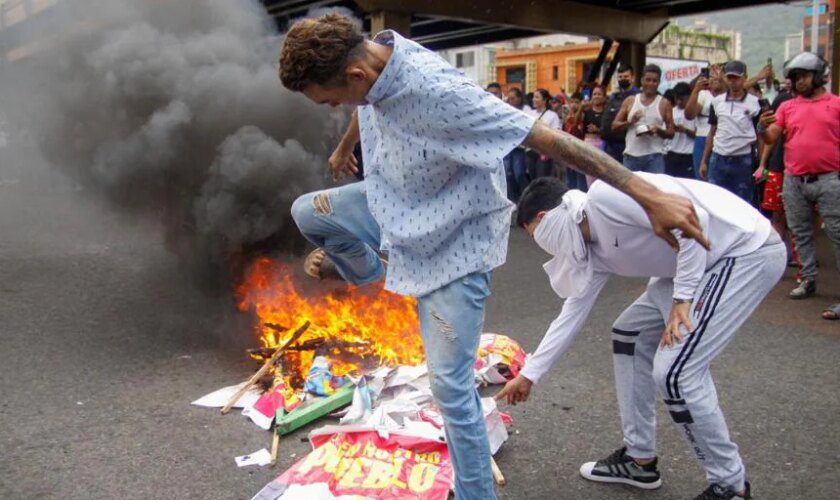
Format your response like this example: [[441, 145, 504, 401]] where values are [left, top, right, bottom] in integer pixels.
[[279, 13, 364, 91]]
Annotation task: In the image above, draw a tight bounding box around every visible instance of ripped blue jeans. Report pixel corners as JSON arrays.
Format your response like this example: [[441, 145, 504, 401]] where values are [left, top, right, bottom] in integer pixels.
[[291, 181, 497, 500]]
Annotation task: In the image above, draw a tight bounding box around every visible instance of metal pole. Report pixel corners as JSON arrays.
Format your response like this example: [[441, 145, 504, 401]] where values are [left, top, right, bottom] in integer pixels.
[[603, 43, 622, 90], [833, 4, 840, 93], [812, 0, 820, 56], [586, 38, 613, 83]]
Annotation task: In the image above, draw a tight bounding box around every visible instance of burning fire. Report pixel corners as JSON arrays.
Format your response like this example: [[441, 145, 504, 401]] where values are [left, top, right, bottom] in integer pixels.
[[236, 257, 424, 389]]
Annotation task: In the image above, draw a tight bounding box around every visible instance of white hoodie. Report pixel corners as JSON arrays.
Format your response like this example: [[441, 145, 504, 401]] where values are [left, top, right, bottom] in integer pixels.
[[520, 173, 772, 384]]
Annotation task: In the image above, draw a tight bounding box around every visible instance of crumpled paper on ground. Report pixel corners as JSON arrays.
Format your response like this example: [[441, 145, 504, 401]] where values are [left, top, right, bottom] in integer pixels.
[[474, 333, 527, 385], [191, 382, 261, 409], [235, 448, 272, 467]]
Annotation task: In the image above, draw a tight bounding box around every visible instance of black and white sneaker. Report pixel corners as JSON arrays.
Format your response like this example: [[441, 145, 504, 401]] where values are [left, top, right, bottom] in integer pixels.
[[695, 481, 751, 499], [579, 447, 662, 489]]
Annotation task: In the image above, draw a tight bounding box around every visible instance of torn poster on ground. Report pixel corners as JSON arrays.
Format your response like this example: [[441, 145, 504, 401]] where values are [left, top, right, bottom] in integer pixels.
[[251, 427, 452, 500]]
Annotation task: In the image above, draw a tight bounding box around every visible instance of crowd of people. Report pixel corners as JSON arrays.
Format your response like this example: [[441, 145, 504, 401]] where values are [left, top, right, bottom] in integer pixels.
[[488, 55, 840, 321], [278, 13, 838, 500]]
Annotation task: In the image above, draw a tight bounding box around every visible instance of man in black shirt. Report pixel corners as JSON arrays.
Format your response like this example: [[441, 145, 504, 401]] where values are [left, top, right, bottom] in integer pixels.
[[756, 80, 796, 266]]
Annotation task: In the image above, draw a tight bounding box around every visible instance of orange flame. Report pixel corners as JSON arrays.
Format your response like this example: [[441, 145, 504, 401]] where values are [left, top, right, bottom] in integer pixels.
[[236, 257, 424, 388]]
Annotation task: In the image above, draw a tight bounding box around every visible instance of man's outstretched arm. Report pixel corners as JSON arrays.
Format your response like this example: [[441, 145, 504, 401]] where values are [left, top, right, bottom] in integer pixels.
[[522, 120, 711, 251], [328, 108, 361, 181]]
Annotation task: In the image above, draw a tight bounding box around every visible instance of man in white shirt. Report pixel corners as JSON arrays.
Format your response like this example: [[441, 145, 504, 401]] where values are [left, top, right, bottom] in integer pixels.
[[686, 69, 726, 179], [611, 65, 675, 173], [698, 61, 762, 202], [496, 175, 785, 499], [665, 83, 697, 179]]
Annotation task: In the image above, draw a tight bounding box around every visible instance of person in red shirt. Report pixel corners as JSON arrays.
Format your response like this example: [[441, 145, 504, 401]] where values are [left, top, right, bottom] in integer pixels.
[[758, 52, 840, 320]]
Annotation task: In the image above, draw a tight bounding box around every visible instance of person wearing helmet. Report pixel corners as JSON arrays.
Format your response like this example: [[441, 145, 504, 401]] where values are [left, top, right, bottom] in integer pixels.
[[757, 52, 840, 320]]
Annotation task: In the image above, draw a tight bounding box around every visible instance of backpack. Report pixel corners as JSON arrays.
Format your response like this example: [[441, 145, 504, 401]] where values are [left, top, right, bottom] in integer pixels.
[[600, 90, 638, 143]]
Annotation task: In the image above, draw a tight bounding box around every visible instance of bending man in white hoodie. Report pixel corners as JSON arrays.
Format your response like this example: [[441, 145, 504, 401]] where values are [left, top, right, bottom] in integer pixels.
[[495, 175, 785, 500]]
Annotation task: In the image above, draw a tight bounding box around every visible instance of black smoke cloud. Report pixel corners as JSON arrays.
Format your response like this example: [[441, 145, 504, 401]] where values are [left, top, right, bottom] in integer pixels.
[[3, 0, 342, 290]]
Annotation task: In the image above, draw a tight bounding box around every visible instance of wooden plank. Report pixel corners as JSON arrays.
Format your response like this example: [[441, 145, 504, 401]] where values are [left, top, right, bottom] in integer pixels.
[[220, 321, 310, 414], [270, 431, 281, 466], [491, 457, 506, 485], [275, 384, 355, 436]]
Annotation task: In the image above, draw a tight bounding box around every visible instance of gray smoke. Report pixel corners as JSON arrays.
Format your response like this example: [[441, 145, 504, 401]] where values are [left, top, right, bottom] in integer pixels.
[[1, 0, 342, 290]]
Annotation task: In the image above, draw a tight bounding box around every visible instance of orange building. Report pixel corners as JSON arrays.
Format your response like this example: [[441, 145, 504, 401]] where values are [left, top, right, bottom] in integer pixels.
[[803, 0, 835, 61], [495, 41, 617, 96]]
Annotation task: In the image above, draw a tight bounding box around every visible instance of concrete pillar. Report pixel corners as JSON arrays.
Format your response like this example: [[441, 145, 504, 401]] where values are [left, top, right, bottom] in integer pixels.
[[618, 40, 646, 86], [370, 10, 411, 37]]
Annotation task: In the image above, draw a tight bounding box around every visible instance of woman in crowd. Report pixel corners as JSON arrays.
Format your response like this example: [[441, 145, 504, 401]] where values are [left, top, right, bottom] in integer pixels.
[[574, 85, 606, 190], [529, 88, 563, 179]]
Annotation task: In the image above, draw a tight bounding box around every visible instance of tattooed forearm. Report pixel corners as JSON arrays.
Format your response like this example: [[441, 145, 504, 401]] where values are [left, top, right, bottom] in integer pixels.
[[523, 121, 633, 190], [552, 132, 633, 189]]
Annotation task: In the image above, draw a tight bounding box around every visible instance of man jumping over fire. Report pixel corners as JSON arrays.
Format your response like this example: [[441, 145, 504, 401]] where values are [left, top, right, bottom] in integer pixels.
[[495, 175, 784, 499], [279, 13, 709, 499]]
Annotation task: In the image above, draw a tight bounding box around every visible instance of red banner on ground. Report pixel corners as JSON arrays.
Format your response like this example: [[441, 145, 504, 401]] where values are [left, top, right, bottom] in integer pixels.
[[253, 429, 453, 499]]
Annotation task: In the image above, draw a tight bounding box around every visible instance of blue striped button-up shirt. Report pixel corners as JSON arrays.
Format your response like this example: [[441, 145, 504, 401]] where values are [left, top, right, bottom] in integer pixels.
[[358, 31, 535, 296]]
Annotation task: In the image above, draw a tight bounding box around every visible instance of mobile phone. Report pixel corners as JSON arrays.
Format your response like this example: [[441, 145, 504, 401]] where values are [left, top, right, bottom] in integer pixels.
[[700, 67, 710, 78], [758, 98, 770, 111]]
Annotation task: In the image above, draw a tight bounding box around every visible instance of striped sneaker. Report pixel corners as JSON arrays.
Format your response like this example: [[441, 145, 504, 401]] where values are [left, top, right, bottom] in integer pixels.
[[694, 481, 751, 499], [579, 447, 662, 490]]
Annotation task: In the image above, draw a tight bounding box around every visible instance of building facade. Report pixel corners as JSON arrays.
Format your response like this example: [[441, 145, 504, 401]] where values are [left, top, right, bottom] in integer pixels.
[[436, 33, 590, 89], [492, 41, 612, 95], [786, 31, 805, 61], [436, 45, 498, 88], [802, 1, 835, 61], [648, 20, 741, 64]]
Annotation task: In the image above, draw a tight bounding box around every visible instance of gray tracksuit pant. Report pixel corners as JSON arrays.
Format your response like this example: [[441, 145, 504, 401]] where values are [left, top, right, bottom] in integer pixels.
[[783, 172, 840, 282], [610, 236, 785, 491]]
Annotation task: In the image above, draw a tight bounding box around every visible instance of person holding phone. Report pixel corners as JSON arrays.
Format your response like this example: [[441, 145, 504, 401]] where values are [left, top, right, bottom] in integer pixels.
[[757, 52, 840, 319], [698, 61, 762, 202], [686, 65, 726, 179]]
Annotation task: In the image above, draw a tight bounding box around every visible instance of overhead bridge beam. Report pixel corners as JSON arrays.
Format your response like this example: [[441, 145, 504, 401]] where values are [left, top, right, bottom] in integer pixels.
[[356, 0, 669, 43]]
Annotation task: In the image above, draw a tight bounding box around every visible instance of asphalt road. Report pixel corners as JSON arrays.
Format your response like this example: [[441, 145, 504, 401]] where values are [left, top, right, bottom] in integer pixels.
[[1, 185, 838, 499]]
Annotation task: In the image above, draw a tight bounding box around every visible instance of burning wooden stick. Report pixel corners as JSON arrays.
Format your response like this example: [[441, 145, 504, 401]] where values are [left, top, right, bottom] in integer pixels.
[[490, 457, 506, 486], [246, 338, 326, 357], [264, 323, 288, 333], [246, 338, 370, 358], [221, 321, 311, 414]]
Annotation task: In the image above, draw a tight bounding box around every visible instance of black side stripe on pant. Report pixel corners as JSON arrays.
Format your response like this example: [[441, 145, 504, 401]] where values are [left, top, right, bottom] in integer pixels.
[[663, 260, 725, 399], [613, 340, 636, 356], [669, 409, 694, 424], [611, 327, 640, 337], [664, 258, 734, 399], [671, 258, 736, 400]]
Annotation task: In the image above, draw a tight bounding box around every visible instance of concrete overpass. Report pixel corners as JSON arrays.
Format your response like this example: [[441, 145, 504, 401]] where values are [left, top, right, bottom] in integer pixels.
[[265, 0, 792, 86], [2, 1, 833, 89]]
